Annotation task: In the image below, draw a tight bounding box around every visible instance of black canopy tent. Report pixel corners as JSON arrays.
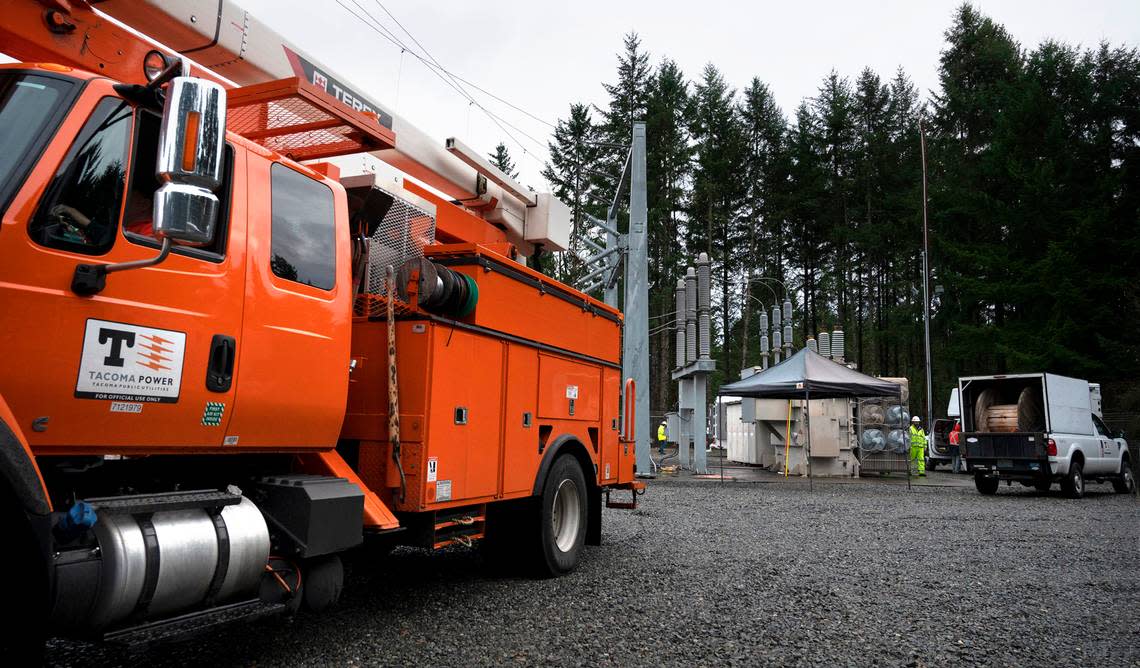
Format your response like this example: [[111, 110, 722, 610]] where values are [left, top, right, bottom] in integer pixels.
[[719, 348, 906, 488]]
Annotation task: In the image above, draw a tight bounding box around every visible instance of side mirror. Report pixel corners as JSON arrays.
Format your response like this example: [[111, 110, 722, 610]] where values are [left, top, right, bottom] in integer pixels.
[[153, 77, 226, 246], [1117, 430, 1127, 440], [72, 75, 227, 296]]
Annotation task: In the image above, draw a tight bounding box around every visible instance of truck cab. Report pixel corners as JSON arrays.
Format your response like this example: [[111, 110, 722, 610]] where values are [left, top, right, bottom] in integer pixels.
[[959, 373, 1133, 497], [0, 65, 353, 456]]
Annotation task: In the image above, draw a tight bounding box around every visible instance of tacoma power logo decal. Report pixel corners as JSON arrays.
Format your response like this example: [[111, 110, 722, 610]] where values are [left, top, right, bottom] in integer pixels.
[[75, 319, 186, 403]]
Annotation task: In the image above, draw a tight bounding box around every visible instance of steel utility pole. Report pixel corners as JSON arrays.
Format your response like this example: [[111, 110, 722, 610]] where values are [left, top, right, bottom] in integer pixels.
[[626, 122, 651, 477], [919, 120, 933, 428]]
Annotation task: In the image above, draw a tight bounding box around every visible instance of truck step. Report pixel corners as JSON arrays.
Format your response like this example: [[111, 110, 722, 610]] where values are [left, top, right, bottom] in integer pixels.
[[85, 489, 242, 515], [605, 488, 639, 510], [102, 599, 285, 650], [432, 506, 486, 549]]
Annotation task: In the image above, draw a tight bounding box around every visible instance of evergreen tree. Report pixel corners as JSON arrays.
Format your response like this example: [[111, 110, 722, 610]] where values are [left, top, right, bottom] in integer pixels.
[[645, 58, 692, 411], [487, 142, 519, 179], [542, 103, 604, 281], [688, 63, 747, 378], [738, 77, 788, 366]]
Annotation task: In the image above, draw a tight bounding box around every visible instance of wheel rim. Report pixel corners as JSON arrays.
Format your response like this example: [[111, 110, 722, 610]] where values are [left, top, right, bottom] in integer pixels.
[[551, 478, 581, 553], [1125, 466, 1134, 492], [1074, 468, 1083, 494]]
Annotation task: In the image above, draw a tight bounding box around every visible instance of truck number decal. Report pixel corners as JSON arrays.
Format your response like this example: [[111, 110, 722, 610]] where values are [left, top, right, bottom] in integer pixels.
[[75, 319, 186, 404]]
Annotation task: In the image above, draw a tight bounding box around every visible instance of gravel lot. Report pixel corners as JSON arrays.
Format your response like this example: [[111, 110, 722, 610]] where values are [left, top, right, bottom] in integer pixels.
[[48, 475, 1140, 667]]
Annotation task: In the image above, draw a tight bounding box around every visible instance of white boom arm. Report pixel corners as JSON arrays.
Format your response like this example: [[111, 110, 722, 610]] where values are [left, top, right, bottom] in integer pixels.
[[96, 0, 569, 252]]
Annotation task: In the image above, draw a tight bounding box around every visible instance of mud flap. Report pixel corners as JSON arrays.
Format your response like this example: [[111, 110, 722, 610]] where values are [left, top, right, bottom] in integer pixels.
[[586, 487, 602, 546]]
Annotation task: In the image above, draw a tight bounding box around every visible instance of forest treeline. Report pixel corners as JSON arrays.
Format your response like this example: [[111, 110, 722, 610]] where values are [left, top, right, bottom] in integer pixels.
[[526, 4, 1140, 427]]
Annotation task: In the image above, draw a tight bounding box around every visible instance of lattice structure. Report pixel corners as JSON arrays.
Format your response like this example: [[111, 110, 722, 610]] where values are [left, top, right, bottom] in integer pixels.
[[228, 77, 395, 161], [353, 293, 416, 319], [365, 195, 436, 296]]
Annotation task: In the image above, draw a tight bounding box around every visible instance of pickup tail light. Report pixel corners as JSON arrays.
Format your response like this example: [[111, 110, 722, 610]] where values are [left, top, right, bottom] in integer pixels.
[[1046, 438, 1057, 456]]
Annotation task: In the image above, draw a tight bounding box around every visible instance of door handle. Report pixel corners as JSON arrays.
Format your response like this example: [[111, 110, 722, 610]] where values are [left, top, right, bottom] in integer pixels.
[[206, 334, 236, 393]]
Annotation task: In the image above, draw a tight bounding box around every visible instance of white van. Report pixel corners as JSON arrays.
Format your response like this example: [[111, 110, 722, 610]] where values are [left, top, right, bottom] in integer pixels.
[[959, 373, 1133, 497]]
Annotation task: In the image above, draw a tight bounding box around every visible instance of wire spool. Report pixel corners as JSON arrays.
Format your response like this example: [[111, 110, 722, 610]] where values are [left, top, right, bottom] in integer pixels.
[[1017, 388, 1046, 432], [973, 388, 998, 433], [984, 404, 1020, 432], [860, 403, 885, 426], [887, 428, 910, 454], [400, 259, 478, 318], [885, 404, 910, 427], [861, 429, 886, 452]]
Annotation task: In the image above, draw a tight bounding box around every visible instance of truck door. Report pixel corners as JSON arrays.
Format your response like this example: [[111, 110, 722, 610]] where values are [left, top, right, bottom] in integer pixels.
[[0, 80, 248, 450], [221, 161, 351, 450], [1092, 414, 1117, 474]]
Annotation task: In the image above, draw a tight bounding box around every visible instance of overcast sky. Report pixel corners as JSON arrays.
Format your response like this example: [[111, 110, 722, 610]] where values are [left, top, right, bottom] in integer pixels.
[[5, 1, 1135, 189], [233, 0, 1138, 189]]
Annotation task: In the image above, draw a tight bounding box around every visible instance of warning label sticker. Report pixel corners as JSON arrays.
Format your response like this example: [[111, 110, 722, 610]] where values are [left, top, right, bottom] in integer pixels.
[[427, 457, 438, 482], [75, 319, 186, 404], [435, 480, 452, 502]]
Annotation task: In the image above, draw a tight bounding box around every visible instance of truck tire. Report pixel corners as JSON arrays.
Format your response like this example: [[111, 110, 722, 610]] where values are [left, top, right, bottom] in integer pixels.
[[301, 555, 344, 613], [974, 473, 999, 495], [534, 454, 588, 577], [1061, 459, 1085, 499], [0, 502, 46, 663], [1112, 459, 1135, 495]]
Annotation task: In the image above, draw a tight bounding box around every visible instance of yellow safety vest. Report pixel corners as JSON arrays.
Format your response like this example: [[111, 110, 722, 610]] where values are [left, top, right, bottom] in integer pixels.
[[909, 425, 927, 447], [657, 425, 667, 441]]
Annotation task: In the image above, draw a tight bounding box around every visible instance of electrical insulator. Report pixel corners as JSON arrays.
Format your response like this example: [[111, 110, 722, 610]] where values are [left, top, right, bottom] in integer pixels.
[[782, 299, 792, 322], [831, 329, 845, 362], [819, 331, 831, 359], [807, 337, 818, 354]]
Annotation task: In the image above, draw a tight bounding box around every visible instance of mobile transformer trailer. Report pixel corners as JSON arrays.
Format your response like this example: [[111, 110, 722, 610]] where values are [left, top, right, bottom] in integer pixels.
[[0, 0, 643, 655]]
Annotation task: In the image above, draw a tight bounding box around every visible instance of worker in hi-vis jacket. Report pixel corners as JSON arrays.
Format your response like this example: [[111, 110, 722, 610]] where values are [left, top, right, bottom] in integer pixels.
[[657, 421, 668, 454], [909, 415, 928, 477]]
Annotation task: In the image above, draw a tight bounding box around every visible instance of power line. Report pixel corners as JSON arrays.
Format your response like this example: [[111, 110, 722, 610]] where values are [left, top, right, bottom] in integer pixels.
[[369, 1, 557, 131], [336, 0, 551, 165]]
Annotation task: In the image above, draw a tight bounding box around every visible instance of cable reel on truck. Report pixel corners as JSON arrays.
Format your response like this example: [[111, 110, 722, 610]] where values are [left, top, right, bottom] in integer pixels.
[[397, 257, 479, 318]]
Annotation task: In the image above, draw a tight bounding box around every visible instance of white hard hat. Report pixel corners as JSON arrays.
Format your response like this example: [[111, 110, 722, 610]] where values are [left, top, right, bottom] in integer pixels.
[[911, 415, 921, 423]]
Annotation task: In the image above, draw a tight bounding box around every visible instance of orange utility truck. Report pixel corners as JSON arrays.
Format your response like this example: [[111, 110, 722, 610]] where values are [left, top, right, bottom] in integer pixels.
[[0, 0, 642, 654]]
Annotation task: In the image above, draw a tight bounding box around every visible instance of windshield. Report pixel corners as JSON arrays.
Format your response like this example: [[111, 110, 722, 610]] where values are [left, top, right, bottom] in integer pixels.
[[0, 72, 77, 216]]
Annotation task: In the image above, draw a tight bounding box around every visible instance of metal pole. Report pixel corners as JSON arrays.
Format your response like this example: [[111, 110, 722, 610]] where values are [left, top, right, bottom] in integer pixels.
[[919, 120, 934, 430], [903, 385, 911, 491], [805, 387, 813, 492], [626, 122, 651, 477], [693, 373, 708, 474]]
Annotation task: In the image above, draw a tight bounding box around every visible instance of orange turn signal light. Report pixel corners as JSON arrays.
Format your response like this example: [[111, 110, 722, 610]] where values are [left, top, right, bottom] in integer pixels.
[[181, 111, 200, 173]]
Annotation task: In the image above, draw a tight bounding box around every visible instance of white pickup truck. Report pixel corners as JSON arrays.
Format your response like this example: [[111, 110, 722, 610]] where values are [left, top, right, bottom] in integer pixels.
[[959, 373, 1134, 497]]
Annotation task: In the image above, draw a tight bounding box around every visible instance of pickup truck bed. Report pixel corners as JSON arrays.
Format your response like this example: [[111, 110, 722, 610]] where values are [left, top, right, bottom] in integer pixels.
[[962, 432, 1049, 480]]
